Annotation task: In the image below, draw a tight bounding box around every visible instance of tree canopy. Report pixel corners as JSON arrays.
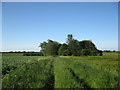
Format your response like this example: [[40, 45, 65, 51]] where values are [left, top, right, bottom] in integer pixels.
[[39, 34, 102, 56]]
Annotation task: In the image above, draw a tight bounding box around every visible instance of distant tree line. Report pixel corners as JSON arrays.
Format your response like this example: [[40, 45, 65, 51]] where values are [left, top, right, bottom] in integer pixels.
[[2, 51, 44, 56], [39, 34, 103, 56], [103, 50, 116, 52], [23, 52, 43, 56]]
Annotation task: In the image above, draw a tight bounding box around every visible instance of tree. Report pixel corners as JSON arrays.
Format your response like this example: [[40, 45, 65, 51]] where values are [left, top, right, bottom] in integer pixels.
[[58, 43, 68, 55], [39, 41, 47, 55], [66, 34, 80, 56], [79, 40, 97, 50], [68, 39, 80, 56], [80, 49, 92, 56], [97, 50, 103, 56], [66, 34, 73, 44], [45, 40, 60, 56], [64, 49, 72, 56]]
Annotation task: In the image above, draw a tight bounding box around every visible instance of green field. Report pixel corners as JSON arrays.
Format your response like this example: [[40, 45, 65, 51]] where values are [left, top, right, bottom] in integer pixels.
[[2, 52, 119, 88]]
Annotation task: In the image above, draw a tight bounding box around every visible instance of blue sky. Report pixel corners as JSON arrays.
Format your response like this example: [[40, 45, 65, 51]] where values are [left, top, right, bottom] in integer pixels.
[[2, 2, 118, 51]]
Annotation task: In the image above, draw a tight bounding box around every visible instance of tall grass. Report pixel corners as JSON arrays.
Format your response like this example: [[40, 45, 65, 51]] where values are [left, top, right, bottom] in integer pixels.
[[2, 58, 54, 88], [54, 57, 83, 88], [2, 52, 119, 88], [59, 55, 118, 88]]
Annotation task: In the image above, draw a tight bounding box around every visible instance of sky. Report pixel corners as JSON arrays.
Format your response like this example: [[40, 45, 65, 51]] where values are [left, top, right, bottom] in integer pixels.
[[2, 0, 120, 2], [0, 2, 2, 52], [2, 2, 118, 52]]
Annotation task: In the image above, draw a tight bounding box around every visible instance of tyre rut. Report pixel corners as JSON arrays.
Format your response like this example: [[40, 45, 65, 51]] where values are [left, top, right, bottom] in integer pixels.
[[67, 67, 91, 89]]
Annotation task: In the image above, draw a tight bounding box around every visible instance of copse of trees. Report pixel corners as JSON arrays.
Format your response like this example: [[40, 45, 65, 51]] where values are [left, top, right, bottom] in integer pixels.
[[39, 34, 103, 56]]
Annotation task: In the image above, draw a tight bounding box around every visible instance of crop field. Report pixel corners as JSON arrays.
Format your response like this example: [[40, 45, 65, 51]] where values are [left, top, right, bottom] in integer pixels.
[[2, 52, 119, 88]]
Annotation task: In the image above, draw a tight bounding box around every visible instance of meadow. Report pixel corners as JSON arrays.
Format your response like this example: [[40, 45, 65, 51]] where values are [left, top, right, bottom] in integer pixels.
[[2, 52, 119, 88]]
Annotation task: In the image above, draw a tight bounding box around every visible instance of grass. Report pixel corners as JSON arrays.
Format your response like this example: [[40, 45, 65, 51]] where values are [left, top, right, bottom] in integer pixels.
[[58, 56, 118, 88], [54, 57, 82, 88], [2, 56, 41, 77], [2, 52, 119, 88], [2, 57, 54, 88]]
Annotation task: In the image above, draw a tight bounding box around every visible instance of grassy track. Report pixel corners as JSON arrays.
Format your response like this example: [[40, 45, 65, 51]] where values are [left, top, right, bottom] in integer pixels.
[[54, 57, 83, 88], [2, 52, 119, 88]]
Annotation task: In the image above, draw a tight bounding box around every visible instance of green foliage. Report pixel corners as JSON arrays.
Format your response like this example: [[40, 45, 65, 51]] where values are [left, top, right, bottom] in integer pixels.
[[45, 40, 60, 56], [98, 50, 103, 56], [67, 39, 80, 56], [58, 43, 68, 56], [64, 49, 72, 56], [80, 49, 92, 56], [79, 40, 97, 50], [39, 34, 102, 56], [80, 49, 100, 56], [39, 41, 47, 55]]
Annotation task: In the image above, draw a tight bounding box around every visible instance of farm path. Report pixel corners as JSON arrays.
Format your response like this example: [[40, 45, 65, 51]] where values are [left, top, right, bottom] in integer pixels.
[[67, 67, 91, 89], [53, 57, 91, 88]]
